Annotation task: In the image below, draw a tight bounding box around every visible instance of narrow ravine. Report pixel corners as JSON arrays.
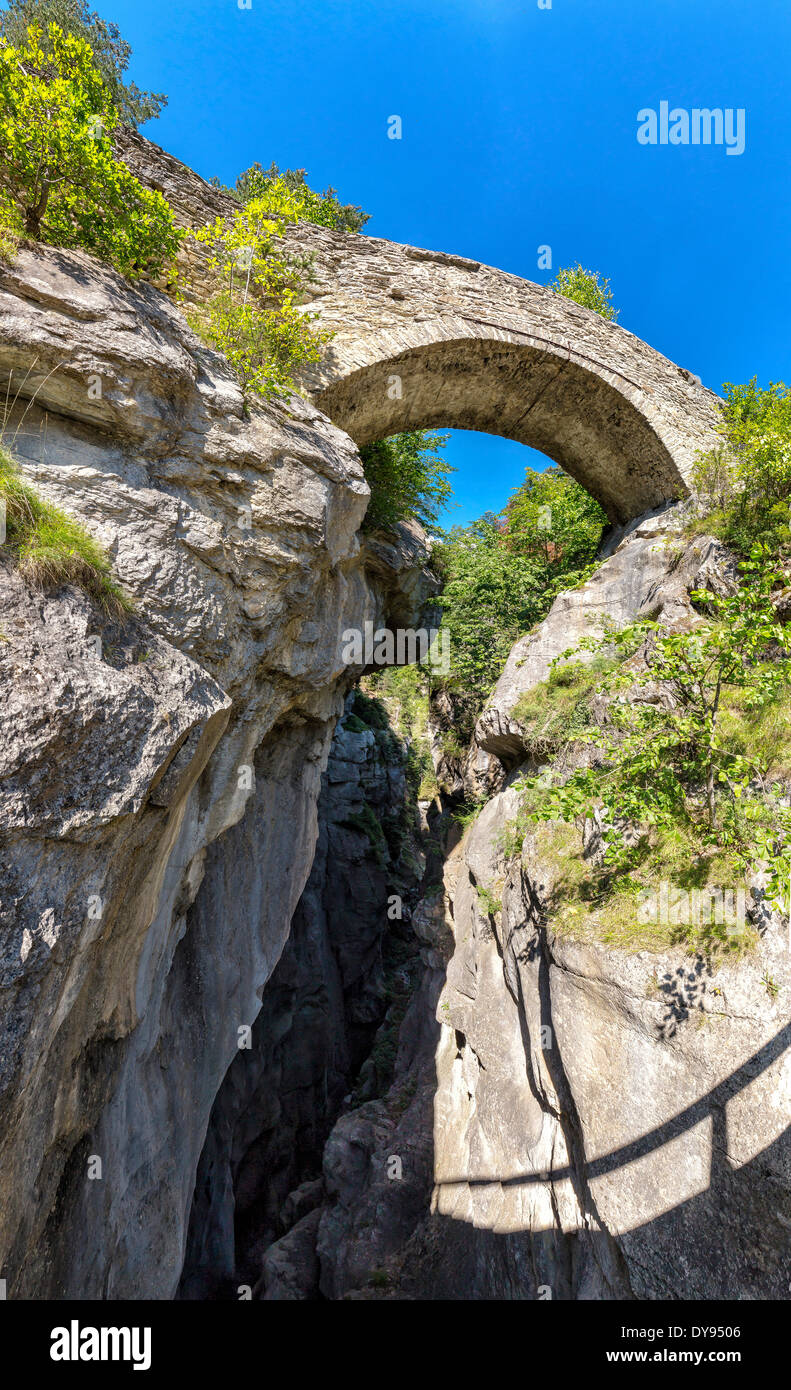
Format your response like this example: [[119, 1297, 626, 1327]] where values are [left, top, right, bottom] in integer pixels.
[[179, 683, 451, 1299], [179, 503, 791, 1300]]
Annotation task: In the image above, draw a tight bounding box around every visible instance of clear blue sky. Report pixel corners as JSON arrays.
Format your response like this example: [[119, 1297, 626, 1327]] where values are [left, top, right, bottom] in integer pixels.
[[104, 0, 790, 526]]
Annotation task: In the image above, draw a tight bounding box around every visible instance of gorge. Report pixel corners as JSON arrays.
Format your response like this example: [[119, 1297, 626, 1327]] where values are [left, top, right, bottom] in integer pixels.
[[0, 131, 789, 1302]]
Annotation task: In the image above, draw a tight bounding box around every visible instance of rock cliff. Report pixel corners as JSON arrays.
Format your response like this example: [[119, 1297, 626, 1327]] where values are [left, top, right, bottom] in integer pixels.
[[0, 236, 434, 1298], [273, 510, 791, 1301], [179, 693, 431, 1300]]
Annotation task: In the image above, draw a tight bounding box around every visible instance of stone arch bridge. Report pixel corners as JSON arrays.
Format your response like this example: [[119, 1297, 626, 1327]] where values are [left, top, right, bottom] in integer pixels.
[[288, 224, 721, 524], [125, 131, 723, 525]]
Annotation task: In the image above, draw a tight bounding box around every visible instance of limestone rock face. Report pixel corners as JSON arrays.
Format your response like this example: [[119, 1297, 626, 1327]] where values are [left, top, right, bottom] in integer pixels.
[[424, 791, 791, 1300], [0, 241, 435, 1298], [178, 696, 430, 1300], [293, 518, 791, 1302], [475, 508, 736, 769]]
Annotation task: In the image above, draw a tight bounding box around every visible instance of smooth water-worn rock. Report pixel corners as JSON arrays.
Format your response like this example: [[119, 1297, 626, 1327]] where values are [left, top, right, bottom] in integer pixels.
[[179, 696, 430, 1299], [425, 790, 791, 1300]]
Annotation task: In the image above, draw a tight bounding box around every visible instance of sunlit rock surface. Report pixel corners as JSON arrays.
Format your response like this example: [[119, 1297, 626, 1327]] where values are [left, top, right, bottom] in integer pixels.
[[0, 238, 433, 1298]]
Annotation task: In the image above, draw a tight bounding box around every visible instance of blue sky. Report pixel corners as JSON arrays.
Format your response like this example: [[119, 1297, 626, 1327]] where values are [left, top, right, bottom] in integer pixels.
[[103, 0, 790, 526]]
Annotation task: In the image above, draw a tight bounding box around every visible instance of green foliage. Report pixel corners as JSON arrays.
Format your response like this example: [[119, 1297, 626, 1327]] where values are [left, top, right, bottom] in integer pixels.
[[359, 430, 454, 533], [0, 444, 130, 611], [436, 517, 546, 697], [692, 378, 791, 556], [476, 883, 502, 917], [692, 445, 733, 514], [215, 161, 370, 233], [342, 712, 369, 735], [195, 289, 325, 398], [193, 163, 368, 397], [363, 665, 438, 799], [350, 688, 390, 730], [549, 263, 618, 321], [0, 0, 166, 126], [501, 464, 606, 568], [0, 220, 18, 260], [0, 22, 181, 276], [718, 682, 791, 783], [344, 802, 388, 866], [517, 548, 791, 910], [438, 728, 467, 761], [451, 797, 486, 829], [189, 193, 329, 397], [435, 467, 606, 700], [365, 664, 427, 737]]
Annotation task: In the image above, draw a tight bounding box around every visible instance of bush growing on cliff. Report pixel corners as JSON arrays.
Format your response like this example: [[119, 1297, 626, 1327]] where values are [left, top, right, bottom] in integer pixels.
[[362, 664, 438, 800], [195, 162, 369, 396], [189, 193, 329, 396], [517, 548, 791, 911], [512, 654, 618, 757], [693, 378, 791, 556], [0, 23, 181, 276], [0, 445, 130, 611], [436, 517, 548, 698], [550, 263, 618, 321], [213, 161, 370, 233], [0, 0, 166, 126]]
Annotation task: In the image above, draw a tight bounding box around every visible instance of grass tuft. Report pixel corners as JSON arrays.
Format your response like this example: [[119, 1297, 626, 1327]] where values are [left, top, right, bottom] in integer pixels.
[[0, 445, 131, 615], [0, 224, 20, 263], [531, 819, 758, 957], [511, 654, 618, 756], [718, 684, 791, 782]]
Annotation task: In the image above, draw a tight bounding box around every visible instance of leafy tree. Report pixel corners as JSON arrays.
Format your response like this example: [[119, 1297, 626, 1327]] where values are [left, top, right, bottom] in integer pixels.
[[211, 161, 370, 233], [549, 263, 618, 321], [0, 0, 166, 126], [501, 464, 606, 568], [693, 378, 791, 556], [436, 517, 549, 697], [435, 467, 606, 699], [190, 191, 329, 396], [520, 548, 791, 900], [195, 165, 367, 392], [0, 22, 181, 276], [359, 430, 453, 533]]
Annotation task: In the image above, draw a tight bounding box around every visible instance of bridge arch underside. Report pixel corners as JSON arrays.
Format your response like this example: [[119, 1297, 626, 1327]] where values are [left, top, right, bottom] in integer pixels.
[[313, 336, 691, 525]]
